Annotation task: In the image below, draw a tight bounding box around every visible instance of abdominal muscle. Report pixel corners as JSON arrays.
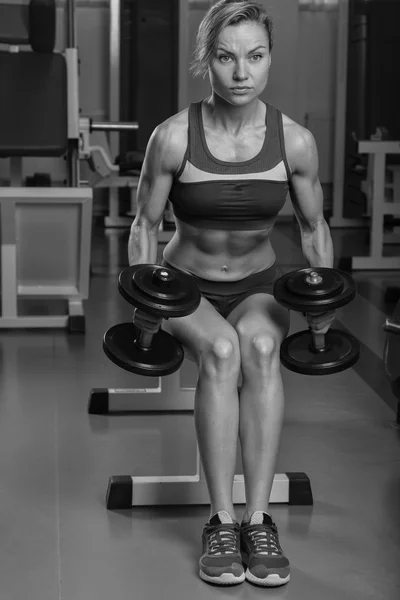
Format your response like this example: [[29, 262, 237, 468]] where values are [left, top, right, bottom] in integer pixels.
[[163, 218, 276, 281]]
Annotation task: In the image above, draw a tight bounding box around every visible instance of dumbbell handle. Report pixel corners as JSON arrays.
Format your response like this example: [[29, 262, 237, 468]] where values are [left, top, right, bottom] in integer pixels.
[[133, 310, 163, 351], [311, 330, 326, 351]]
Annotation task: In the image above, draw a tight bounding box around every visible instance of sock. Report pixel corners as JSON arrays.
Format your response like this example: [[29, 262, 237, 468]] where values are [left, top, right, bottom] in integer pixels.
[[209, 510, 235, 525], [242, 510, 272, 526]]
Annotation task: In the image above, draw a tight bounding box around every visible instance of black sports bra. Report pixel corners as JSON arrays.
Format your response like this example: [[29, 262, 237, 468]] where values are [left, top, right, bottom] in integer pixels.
[[168, 101, 291, 230]]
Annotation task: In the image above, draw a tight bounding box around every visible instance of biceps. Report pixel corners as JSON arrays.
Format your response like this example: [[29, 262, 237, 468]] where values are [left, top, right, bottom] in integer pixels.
[[290, 174, 324, 229]]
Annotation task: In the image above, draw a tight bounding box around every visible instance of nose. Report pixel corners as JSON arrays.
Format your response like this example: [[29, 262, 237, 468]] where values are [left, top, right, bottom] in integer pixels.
[[233, 59, 249, 81]]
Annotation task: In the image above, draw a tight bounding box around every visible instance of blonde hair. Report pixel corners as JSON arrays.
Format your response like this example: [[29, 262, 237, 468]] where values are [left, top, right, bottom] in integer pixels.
[[191, 0, 274, 78]]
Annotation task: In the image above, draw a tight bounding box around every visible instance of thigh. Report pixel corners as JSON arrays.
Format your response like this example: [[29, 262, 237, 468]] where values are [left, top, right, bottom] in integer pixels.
[[162, 295, 239, 365]]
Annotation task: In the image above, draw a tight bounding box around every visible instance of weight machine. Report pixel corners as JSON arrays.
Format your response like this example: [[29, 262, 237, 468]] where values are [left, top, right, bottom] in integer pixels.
[[0, 0, 92, 331], [330, 0, 400, 270], [0, 0, 139, 331]]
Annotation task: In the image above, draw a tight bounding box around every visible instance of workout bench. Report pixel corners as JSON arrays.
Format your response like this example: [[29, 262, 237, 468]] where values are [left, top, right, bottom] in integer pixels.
[[89, 364, 313, 510]]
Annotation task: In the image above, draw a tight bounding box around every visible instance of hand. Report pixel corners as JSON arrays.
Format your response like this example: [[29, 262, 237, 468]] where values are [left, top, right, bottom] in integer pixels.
[[305, 310, 336, 335], [133, 308, 162, 333]]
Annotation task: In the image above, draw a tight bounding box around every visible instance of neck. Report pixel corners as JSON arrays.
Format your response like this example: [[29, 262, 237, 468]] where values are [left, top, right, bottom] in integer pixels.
[[205, 94, 262, 135]]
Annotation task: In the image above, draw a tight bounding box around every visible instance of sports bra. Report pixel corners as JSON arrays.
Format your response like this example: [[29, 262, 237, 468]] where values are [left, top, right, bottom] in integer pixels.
[[168, 101, 291, 230]]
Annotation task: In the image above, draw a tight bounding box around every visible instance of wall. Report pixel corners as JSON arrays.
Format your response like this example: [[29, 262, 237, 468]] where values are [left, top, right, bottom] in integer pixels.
[[296, 4, 338, 184]]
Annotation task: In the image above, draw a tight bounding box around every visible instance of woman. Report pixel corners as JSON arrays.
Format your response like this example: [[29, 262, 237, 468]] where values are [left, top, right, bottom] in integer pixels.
[[128, 0, 334, 588]]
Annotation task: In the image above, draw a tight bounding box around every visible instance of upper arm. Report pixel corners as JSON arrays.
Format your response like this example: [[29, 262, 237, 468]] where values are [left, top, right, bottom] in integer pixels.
[[285, 124, 324, 231], [134, 120, 182, 233]]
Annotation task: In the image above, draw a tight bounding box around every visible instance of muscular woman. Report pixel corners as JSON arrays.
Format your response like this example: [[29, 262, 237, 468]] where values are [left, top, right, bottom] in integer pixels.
[[128, 0, 334, 588]]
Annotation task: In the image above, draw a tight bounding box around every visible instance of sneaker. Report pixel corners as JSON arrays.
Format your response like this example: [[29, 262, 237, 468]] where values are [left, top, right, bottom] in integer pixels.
[[199, 510, 245, 585], [241, 511, 290, 587]]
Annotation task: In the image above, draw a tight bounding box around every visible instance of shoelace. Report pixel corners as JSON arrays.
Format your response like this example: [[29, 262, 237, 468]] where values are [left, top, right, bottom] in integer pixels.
[[207, 525, 239, 556], [246, 524, 281, 556]]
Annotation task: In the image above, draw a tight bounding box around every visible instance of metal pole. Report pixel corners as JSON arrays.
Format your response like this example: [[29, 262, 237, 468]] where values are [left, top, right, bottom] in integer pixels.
[[67, 0, 77, 48], [383, 319, 400, 335], [91, 122, 139, 132], [109, 0, 121, 146], [66, 0, 79, 187]]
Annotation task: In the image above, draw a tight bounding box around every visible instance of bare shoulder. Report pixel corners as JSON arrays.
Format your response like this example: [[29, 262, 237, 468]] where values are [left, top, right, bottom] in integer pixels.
[[281, 113, 319, 174], [147, 108, 189, 174]]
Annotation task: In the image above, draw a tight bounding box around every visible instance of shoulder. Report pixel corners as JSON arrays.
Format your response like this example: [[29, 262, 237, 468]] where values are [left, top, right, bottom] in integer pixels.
[[281, 113, 317, 156], [147, 108, 190, 174], [280, 113, 318, 174]]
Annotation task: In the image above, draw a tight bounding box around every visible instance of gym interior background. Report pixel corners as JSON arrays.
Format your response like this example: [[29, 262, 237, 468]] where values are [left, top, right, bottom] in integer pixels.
[[0, 0, 339, 207], [0, 1, 399, 599]]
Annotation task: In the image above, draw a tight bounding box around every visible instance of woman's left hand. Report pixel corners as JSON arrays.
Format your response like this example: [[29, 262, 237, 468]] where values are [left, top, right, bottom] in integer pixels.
[[305, 310, 336, 335]]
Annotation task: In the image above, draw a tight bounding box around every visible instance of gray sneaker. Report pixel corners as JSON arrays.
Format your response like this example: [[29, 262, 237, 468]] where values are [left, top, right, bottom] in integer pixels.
[[241, 511, 290, 586], [199, 511, 245, 585]]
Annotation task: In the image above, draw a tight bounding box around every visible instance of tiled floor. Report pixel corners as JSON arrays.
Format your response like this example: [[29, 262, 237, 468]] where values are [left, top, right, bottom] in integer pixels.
[[1, 217, 399, 600]]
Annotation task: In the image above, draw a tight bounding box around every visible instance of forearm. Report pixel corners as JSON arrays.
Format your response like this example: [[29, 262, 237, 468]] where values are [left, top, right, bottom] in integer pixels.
[[300, 219, 334, 268], [128, 222, 159, 266]]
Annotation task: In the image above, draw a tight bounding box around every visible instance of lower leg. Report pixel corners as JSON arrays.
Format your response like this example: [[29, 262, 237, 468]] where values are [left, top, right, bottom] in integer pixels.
[[195, 340, 241, 521], [239, 342, 285, 521]]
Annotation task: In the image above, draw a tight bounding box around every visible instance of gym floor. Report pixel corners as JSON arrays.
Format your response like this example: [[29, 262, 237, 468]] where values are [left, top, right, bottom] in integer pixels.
[[1, 216, 399, 600]]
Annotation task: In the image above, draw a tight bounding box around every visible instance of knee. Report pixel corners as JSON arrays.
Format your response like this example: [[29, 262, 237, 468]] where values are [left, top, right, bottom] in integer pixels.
[[248, 333, 281, 371], [252, 333, 277, 356], [200, 335, 241, 377]]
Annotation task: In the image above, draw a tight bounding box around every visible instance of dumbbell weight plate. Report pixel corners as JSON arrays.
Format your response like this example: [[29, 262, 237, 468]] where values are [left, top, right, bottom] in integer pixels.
[[103, 323, 184, 377], [273, 268, 356, 313], [119, 265, 201, 318], [285, 269, 344, 298], [280, 328, 360, 375]]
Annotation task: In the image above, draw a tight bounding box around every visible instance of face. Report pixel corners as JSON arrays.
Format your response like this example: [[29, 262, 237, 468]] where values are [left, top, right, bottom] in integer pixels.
[[209, 21, 271, 105]]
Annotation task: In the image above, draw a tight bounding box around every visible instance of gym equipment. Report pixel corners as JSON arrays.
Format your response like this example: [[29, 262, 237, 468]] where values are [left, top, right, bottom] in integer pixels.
[[25, 173, 52, 187], [337, 140, 400, 271], [0, 0, 92, 332], [274, 268, 360, 375], [89, 366, 313, 508], [115, 150, 145, 173], [383, 299, 400, 424], [0, 0, 139, 332], [103, 264, 201, 376], [330, 0, 400, 270], [384, 304, 400, 381], [79, 118, 139, 186], [106, 471, 312, 510]]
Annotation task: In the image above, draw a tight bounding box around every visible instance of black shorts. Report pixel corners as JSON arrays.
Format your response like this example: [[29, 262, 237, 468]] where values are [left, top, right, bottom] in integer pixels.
[[161, 260, 283, 319]]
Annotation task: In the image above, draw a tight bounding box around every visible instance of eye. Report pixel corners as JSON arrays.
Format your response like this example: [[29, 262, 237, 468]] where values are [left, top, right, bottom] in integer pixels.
[[250, 54, 263, 61], [218, 55, 232, 63]]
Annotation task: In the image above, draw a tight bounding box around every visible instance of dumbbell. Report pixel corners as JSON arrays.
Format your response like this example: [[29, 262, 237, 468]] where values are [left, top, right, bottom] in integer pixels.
[[273, 267, 360, 375], [103, 264, 201, 376]]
